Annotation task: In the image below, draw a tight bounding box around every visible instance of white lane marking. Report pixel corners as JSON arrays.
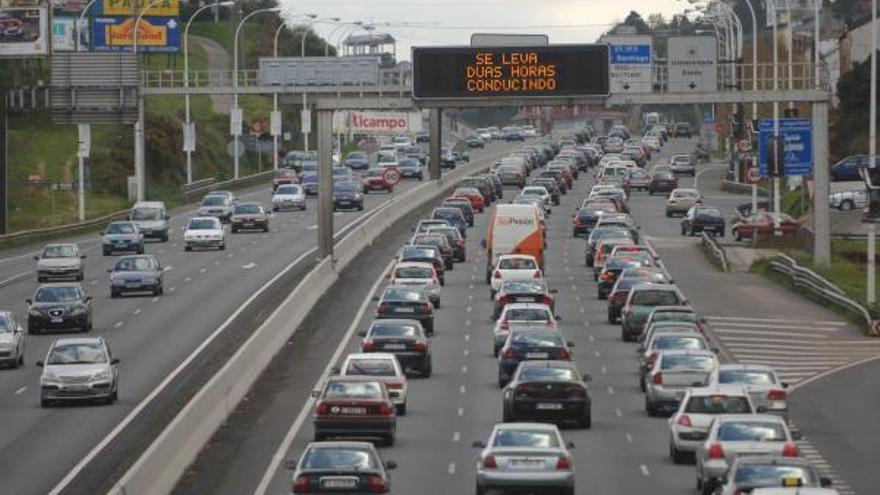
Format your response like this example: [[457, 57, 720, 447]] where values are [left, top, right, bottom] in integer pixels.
[[465, 319, 471, 326], [600, 366, 607, 375], [464, 334, 470, 341], [253, 256, 396, 495], [615, 409, 623, 417], [461, 365, 468, 374], [90, 280, 98, 286], [790, 353, 880, 392], [184, 277, 192, 282], [593, 350, 601, 357], [463, 349, 470, 357], [114, 321, 124, 329], [200, 268, 207, 274], [151, 297, 159, 303], [579, 308, 585, 314], [639, 464, 650, 477], [460, 385, 467, 394], [163, 266, 172, 272], [568, 275, 574, 281], [471, 275, 476, 281], [448, 462, 456, 475], [626, 433, 633, 443], [466, 306, 472, 313], [457, 407, 464, 416], [575, 295, 581, 302], [715, 328, 829, 338], [571, 285, 576, 291], [588, 335, 595, 342], [607, 386, 614, 395], [227, 253, 234, 258], [452, 432, 461, 442], [15, 386, 27, 395], [214, 261, 220, 266], [133, 309, 141, 315], [712, 322, 841, 332], [705, 316, 847, 326], [468, 295, 473, 301], [241, 262, 258, 270]]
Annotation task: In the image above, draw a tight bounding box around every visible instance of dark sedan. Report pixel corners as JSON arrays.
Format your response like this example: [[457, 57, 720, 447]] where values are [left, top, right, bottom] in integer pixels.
[[398, 245, 445, 284], [649, 171, 678, 195], [497, 328, 574, 387], [27, 283, 93, 334], [426, 226, 466, 262], [332, 182, 365, 211], [431, 207, 467, 236], [571, 206, 613, 238], [596, 256, 649, 300], [108, 255, 163, 297], [359, 319, 432, 375], [458, 177, 495, 204], [289, 441, 397, 494], [607, 269, 671, 324], [530, 178, 561, 205], [681, 206, 726, 236], [502, 360, 592, 428], [441, 198, 474, 227], [585, 226, 633, 267], [373, 285, 434, 333], [343, 151, 371, 170], [301, 173, 319, 196], [539, 169, 568, 194], [493, 280, 557, 319], [410, 233, 454, 270], [466, 135, 485, 148]]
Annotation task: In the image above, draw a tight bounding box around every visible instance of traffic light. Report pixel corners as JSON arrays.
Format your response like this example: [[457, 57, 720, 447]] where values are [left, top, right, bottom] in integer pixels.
[[766, 135, 786, 177]]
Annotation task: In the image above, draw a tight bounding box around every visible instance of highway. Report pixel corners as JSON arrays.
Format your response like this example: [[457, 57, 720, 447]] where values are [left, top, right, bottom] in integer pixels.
[[0, 142, 517, 495]]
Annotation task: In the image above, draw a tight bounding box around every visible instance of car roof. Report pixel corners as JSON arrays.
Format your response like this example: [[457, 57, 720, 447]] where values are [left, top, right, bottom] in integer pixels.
[[730, 455, 814, 467], [44, 242, 77, 248], [306, 440, 377, 450], [52, 336, 104, 347], [395, 261, 434, 269], [713, 413, 787, 424], [657, 348, 716, 358], [632, 283, 678, 291], [716, 363, 776, 372], [133, 201, 165, 208], [498, 254, 538, 261], [190, 216, 220, 222], [368, 318, 423, 326], [650, 305, 694, 312], [344, 352, 398, 361]]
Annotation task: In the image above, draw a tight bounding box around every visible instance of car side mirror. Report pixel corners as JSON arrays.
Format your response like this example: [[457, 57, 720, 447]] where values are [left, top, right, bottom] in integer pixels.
[[385, 460, 397, 470], [472, 441, 486, 448], [330, 366, 341, 375], [710, 347, 719, 354], [555, 315, 563, 321], [566, 441, 576, 449], [820, 477, 833, 487], [165, 214, 170, 220], [85, 296, 93, 302], [33, 255, 40, 261], [582, 373, 593, 382], [25, 299, 32, 305], [111, 358, 120, 365], [36, 360, 44, 367], [357, 330, 367, 337], [792, 431, 803, 440], [756, 406, 768, 413], [107, 269, 113, 273], [81, 255, 87, 259], [567, 341, 575, 348], [310, 390, 321, 398], [480, 239, 487, 249]]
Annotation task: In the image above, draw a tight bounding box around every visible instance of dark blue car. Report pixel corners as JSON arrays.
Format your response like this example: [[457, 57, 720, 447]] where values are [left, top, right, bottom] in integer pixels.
[[830, 155, 877, 182], [344, 151, 371, 170], [301, 173, 319, 196], [431, 207, 467, 236]]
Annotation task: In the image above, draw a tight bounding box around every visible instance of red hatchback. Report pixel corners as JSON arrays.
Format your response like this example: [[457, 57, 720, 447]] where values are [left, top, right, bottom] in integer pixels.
[[732, 212, 800, 241], [313, 376, 397, 446], [452, 188, 485, 212]]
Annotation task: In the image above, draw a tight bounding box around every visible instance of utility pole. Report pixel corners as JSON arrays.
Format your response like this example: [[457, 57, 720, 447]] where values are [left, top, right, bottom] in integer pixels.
[[0, 90, 7, 234]]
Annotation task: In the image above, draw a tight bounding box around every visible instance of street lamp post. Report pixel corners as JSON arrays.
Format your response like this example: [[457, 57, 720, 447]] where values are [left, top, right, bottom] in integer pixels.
[[184, 1, 234, 184], [765, 0, 782, 232], [233, 7, 282, 179], [75, 0, 99, 52], [132, 0, 163, 203], [868, 0, 877, 303]]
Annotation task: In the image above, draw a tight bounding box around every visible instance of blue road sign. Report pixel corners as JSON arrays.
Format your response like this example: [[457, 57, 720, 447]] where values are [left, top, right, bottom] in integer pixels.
[[757, 118, 813, 176], [609, 44, 650, 65]]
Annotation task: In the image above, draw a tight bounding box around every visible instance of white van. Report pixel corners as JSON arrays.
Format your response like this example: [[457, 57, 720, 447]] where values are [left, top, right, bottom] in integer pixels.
[[130, 201, 170, 242], [483, 204, 544, 283]]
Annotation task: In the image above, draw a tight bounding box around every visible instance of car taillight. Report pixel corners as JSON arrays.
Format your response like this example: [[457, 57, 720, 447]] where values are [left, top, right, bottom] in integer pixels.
[[651, 372, 663, 385], [498, 294, 510, 305], [362, 339, 376, 352], [420, 303, 432, 313], [494, 270, 502, 279], [378, 303, 389, 313], [483, 455, 497, 469], [543, 295, 553, 305], [556, 456, 572, 470], [782, 442, 799, 457], [676, 414, 692, 427], [624, 305, 633, 316], [366, 475, 388, 493], [457, 239, 465, 247], [413, 341, 428, 352], [379, 402, 395, 416], [600, 272, 614, 281], [696, 320, 705, 333], [516, 384, 536, 397], [611, 291, 627, 303], [557, 348, 572, 360], [646, 352, 659, 367], [500, 320, 509, 330], [315, 402, 329, 416], [533, 270, 542, 279], [707, 443, 724, 460], [292, 475, 311, 493], [767, 389, 787, 400], [563, 385, 586, 398], [501, 348, 515, 359], [386, 382, 404, 390]]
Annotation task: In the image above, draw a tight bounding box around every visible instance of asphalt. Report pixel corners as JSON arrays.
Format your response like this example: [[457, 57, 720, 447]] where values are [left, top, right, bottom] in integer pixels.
[[0, 142, 517, 495]]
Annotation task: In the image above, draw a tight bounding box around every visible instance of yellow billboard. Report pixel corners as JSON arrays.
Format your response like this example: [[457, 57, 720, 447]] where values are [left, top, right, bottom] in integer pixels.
[[100, 0, 179, 17]]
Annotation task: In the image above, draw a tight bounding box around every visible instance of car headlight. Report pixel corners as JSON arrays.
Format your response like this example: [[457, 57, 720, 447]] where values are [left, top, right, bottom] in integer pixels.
[[91, 370, 111, 382], [111, 278, 125, 286], [69, 307, 86, 316], [41, 370, 60, 384], [141, 276, 156, 284], [28, 308, 42, 317]]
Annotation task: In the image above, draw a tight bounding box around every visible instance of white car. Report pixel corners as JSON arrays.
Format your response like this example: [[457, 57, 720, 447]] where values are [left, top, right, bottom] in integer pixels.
[[391, 136, 413, 151], [336, 352, 409, 415], [521, 125, 538, 137], [388, 262, 442, 308], [490, 254, 543, 297], [0, 311, 25, 368], [271, 184, 306, 211], [667, 385, 755, 463], [828, 189, 868, 210], [706, 364, 790, 420], [492, 303, 557, 355], [37, 336, 119, 407], [183, 216, 226, 251], [520, 186, 552, 208], [477, 128, 493, 141], [751, 489, 840, 495]]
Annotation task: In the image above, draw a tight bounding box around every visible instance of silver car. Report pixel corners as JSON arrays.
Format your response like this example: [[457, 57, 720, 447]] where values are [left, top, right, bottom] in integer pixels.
[[108, 255, 163, 298], [37, 336, 119, 407], [667, 385, 755, 463], [669, 154, 696, 176], [716, 456, 834, 495], [665, 188, 703, 217], [35, 243, 85, 282], [696, 414, 800, 494], [706, 364, 790, 420], [474, 423, 575, 495], [198, 194, 234, 223], [638, 331, 711, 390], [828, 189, 868, 210], [644, 349, 719, 416], [0, 311, 25, 368]]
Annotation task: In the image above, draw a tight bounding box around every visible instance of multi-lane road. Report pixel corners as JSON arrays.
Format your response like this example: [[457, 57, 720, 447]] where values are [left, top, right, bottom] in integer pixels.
[[169, 137, 875, 495], [0, 142, 519, 495]]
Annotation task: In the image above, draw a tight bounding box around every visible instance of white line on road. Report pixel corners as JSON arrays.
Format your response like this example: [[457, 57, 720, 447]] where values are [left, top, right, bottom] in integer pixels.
[[639, 464, 650, 477], [607, 386, 615, 395], [460, 385, 467, 394], [151, 297, 159, 303], [465, 320, 471, 326], [463, 349, 470, 357], [593, 350, 601, 357], [466, 306, 472, 313], [706, 316, 847, 326], [588, 335, 595, 342], [184, 277, 192, 282], [114, 321, 124, 329], [163, 266, 172, 272], [89, 280, 97, 286], [448, 462, 456, 475], [133, 309, 141, 315], [464, 334, 470, 341], [601, 366, 607, 374], [307, 225, 318, 230], [15, 386, 27, 395], [616, 409, 623, 417], [461, 365, 468, 374], [452, 432, 460, 442], [626, 433, 633, 443]]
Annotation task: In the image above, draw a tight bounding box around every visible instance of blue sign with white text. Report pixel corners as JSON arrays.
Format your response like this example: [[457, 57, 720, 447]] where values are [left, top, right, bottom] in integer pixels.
[[609, 45, 650, 65], [757, 118, 813, 176]]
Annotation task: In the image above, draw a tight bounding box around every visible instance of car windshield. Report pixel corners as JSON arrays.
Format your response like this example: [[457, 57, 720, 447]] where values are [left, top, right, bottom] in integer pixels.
[[301, 447, 377, 471], [499, 258, 537, 270], [332, 168, 350, 177], [0, 314, 11, 333], [35, 287, 81, 303], [510, 331, 562, 346], [433, 209, 460, 220], [655, 172, 674, 180], [733, 465, 815, 487], [114, 257, 155, 272], [188, 219, 218, 230], [131, 208, 162, 221], [370, 323, 419, 338], [718, 422, 787, 442], [674, 190, 698, 199], [519, 366, 576, 382], [499, 165, 521, 173], [632, 290, 680, 306], [522, 188, 546, 196], [302, 174, 318, 184], [345, 358, 396, 376], [383, 286, 422, 301], [275, 185, 301, 195], [673, 156, 691, 163], [106, 223, 136, 234], [402, 247, 434, 259], [347, 152, 367, 159], [660, 354, 715, 370], [46, 342, 107, 365], [234, 204, 262, 214], [201, 196, 227, 206], [323, 380, 383, 399], [399, 159, 419, 167], [684, 395, 751, 413], [652, 311, 697, 322], [396, 266, 432, 279], [335, 183, 357, 193], [493, 429, 559, 448], [718, 369, 776, 385], [506, 308, 551, 321], [413, 235, 445, 247], [275, 169, 297, 178], [42, 245, 75, 258], [652, 336, 705, 350], [695, 208, 722, 219]]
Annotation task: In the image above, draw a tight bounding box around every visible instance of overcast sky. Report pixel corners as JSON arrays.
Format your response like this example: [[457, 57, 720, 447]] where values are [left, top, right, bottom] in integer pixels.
[[278, 0, 690, 60]]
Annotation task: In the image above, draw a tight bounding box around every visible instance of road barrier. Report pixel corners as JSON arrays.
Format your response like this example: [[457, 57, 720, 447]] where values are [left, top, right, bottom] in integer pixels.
[[768, 254, 877, 336], [106, 151, 503, 495], [701, 232, 729, 272]]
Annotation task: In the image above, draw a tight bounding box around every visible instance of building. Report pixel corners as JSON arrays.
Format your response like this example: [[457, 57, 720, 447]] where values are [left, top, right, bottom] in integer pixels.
[[839, 17, 879, 74]]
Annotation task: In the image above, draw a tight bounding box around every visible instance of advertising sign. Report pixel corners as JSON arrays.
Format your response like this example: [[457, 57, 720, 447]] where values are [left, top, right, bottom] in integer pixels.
[[332, 111, 424, 134], [98, 0, 179, 17], [0, 7, 49, 57], [602, 35, 652, 93], [667, 36, 717, 92], [52, 16, 89, 52], [92, 16, 180, 53], [411, 45, 609, 99], [758, 118, 813, 176]]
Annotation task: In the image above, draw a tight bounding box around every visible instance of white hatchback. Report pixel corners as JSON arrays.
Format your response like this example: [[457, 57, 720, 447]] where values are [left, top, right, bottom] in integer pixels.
[[183, 217, 225, 251], [490, 254, 543, 297], [271, 184, 306, 211]]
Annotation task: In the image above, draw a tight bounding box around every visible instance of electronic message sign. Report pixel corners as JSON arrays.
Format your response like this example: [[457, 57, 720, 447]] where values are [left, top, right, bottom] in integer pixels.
[[412, 45, 609, 99]]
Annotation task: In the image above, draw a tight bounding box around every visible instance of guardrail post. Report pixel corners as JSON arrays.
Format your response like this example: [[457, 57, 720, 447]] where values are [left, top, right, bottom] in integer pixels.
[[429, 108, 441, 181], [317, 108, 334, 260]]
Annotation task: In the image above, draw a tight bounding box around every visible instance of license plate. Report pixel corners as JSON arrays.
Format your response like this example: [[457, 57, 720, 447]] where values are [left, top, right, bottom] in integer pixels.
[[321, 477, 358, 489], [509, 459, 543, 468], [339, 407, 367, 415], [536, 403, 563, 410], [703, 226, 716, 231], [51, 317, 63, 323], [514, 297, 534, 303], [384, 343, 406, 350], [65, 385, 88, 392], [125, 282, 141, 289], [395, 307, 415, 313], [242, 222, 254, 226], [526, 352, 549, 359]]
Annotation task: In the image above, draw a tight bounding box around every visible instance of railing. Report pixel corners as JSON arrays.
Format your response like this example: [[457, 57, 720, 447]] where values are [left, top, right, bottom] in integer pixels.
[[0, 208, 130, 248], [701, 231, 729, 272], [769, 254, 877, 335]]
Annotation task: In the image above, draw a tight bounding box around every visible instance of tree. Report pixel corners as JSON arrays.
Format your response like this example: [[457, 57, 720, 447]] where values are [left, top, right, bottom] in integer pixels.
[[622, 11, 651, 34], [830, 51, 880, 161], [831, 0, 872, 29], [647, 13, 666, 32]]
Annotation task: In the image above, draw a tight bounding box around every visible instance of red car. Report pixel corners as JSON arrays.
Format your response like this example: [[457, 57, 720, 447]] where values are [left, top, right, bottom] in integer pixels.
[[362, 169, 394, 193], [312, 376, 397, 446], [272, 168, 299, 191], [648, 170, 679, 195], [452, 188, 485, 212], [732, 212, 800, 241]]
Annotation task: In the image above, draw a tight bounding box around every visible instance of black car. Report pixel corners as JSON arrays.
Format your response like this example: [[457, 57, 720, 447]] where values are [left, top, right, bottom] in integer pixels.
[[585, 226, 633, 267], [373, 285, 434, 333], [108, 255, 163, 298], [26, 283, 93, 334], [441, 198, 475, 227], [332, 181, 364, 211], [596, 256, 648, 300], [289, 441, 397, 494], [440, 149, 456, 169], [359, 319, 432, 374], [571, 206, 615, 238], [398, 245, 445, 285], [502, 360, 592, 428], [479, 173, 504, 200], [648, 171, 678, 195], [426, 226, 466, 262], [674, 122, 692, 138], [538, 170, 567, 194], [458, 177, 495, 204], [397, 158, 424, 180], [410, 234, 454, 270], [681, 206, 726, 236], [415, 131, 430, 143], [497, 328, 574, 387], [465, 135, 485, 148], [607, 269, 671, 324], [493, 280, 556, 320], [530, 178, 561, 205]]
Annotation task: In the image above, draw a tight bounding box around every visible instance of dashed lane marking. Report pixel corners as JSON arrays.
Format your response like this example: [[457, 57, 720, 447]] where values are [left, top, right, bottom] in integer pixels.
[[15, 386, 27, 395]]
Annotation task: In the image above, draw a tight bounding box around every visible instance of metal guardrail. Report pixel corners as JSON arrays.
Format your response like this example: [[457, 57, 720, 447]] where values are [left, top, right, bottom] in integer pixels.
[[768, 254, 877, 335], [701, 232, 729, 272], [0, 208, 130, 246]]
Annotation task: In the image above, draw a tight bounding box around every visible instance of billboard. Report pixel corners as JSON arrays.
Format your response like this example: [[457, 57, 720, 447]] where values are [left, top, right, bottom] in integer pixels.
[[332, 111, 423, 134], [98, 0, 179, 17], [602, 35, 653, 93], [758, 118, 813, 176], [0, 7, 49, 57], [667, 36, 717, 92], [259, 56, 380, 86], [92, 16, 180, 53], [52, 16, 89, 52]]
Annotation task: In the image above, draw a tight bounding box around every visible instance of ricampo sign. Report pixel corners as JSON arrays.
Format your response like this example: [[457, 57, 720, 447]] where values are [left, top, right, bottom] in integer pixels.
[[333, 111, 424, 134]]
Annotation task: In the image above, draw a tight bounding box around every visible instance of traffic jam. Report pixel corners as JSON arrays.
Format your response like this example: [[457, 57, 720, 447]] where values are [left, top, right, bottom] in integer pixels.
[[287, 125, 836, 495]]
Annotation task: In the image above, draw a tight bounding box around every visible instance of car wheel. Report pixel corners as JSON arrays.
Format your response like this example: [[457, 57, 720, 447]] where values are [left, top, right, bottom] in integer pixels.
[[645, 397, 657, 417], [137, 245, 144, 254], [86, 319, 93, 332], [649, 189, 654, 195], [153, 285, 161, 296], [475, 484, 487, 495], [219, 243, 226, 251], [580, 406, 592, 429], [102, 247, 110, 256], [607, 310, 616, 324], [184, 245, 192, 252], [734, 229, 742, 242], [689, 226, 695, 236], [422, 360, 432, 377], [681, 225, 686, 236], [397, 403, 407, 416], [670, 442, 686, 464], [17, 353, 24, 367], [384, 430, 396, 447], [621, 327, 631, 342], [231, 227, 238, 234], [109, 388, 118, 404], [110, 289, 119, 299], [841, 200, 855, 211], [161, 233, 169, 242], [639, 375, 646, 392], [440, 277, 445, 286], [40, 398, 51, 408], [489, 290, 496, 300], [28, 324, 39, 335]]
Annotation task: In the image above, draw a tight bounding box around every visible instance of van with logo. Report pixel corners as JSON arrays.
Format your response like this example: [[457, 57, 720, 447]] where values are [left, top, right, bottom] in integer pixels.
[[483, 204, 544, 283]]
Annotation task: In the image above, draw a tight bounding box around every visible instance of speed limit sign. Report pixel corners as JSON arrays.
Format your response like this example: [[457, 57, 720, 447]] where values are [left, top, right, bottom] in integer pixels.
[[381, 167, 401, 187], [747, 167, 761, 184]]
